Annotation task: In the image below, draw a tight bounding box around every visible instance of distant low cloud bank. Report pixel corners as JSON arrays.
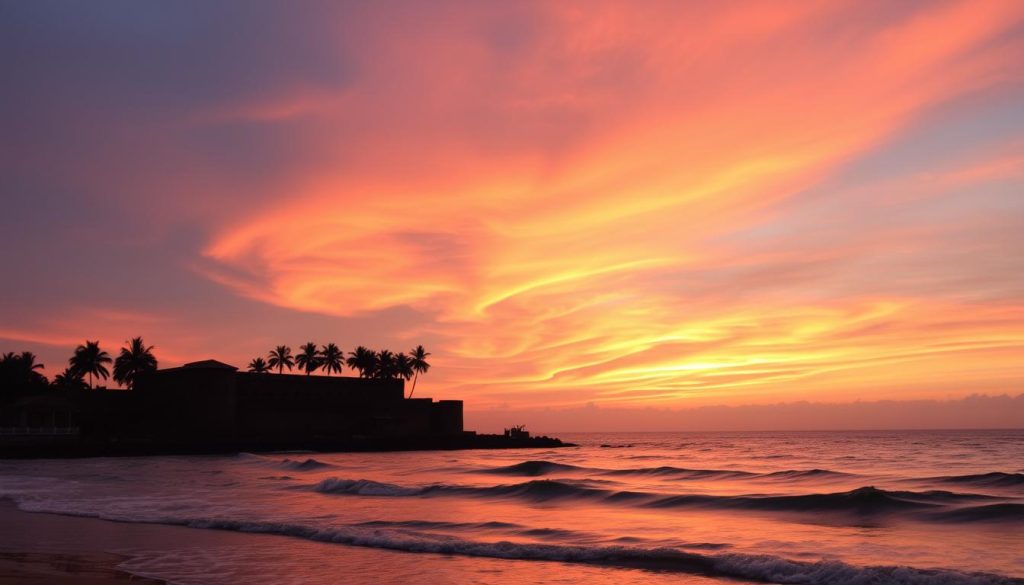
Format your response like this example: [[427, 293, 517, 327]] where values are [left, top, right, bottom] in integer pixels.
[[467, 394, 1024, 433]]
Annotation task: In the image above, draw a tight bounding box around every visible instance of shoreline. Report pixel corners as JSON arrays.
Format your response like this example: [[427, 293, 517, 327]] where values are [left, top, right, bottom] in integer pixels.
[[0, 550, 164, 584], [0, 433, 573, 459], [0, 500, 164, 584]]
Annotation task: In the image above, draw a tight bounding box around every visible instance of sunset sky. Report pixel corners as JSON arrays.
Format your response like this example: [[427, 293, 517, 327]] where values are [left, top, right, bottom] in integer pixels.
[[2, 1, 1023, 429]]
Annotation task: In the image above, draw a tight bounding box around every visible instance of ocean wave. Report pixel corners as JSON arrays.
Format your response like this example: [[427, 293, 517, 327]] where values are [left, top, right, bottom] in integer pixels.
[[928, 503, 1024, 523], [126, 516, 1024, 585], [466, 479, 613, 501], [279, 458, 332, 471], [931, 472, 1024, 488], [645, 486, 994, 514], [477, 459, 861, 481], [475, 459, 756, 479], [238, 453, 332, 471], [356, 519, 604, 541], [356, 519, 521, 530], [10, 496, 1019, 585], [312, 477, 1006, 519], [483, 460, 588, 476], [760, 468, 854, 480], [315, 478, 614, 502], [5, 478, 1020, 584], [315, 478, 424, 496], [604, 465, 758, 479]]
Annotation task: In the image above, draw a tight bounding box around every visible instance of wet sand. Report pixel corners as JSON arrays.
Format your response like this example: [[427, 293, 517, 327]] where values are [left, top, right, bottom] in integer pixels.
[[0, 550, 162, 584], [0, 498, 728, 585], [0, 500, 163, 583]]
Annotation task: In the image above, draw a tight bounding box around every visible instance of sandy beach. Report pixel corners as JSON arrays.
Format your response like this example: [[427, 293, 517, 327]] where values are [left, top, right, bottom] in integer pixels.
[[0, 500, 163, 583], [0, 550, 161, 584]]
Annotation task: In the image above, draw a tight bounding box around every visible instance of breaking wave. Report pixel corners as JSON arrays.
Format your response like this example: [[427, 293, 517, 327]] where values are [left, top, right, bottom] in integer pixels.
[[477, 459, 856, 481], [312, 477, 1010, 520], [355, 519, 590, 540], [103, 514, 1024, 585], [278, 458, 332, 471], [237, 453, 332, 471], [314, 478, 612, 502], [315, 478, 425, 497]]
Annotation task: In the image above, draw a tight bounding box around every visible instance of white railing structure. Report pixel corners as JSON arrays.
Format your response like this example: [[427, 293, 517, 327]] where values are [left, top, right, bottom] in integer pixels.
[[0, 427, 81, 436]]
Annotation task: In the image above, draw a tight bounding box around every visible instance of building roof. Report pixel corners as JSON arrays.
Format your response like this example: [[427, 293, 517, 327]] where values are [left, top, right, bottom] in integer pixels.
[[182, 359, 238, 371]]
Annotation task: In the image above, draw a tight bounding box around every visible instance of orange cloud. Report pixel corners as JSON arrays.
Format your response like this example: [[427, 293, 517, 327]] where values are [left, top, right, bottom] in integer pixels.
[[199, 0, 1024, 408]]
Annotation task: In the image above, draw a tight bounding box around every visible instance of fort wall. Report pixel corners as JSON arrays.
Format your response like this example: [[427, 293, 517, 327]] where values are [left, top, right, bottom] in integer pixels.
[[127, 360, 462, 443]]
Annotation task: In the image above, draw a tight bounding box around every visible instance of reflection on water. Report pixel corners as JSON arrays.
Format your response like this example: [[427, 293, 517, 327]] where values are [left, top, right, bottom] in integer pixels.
[[1, 430, 1022, 584]]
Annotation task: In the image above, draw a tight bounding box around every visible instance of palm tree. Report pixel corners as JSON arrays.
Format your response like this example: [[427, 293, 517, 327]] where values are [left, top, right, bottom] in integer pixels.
[[295, 342, 321, 376], [248, 357, 270, 373], [70, 340, 112, 389], [346, 346, 376, 378], [52, 367, 87, 391], [395, 352, 414, 383], [319, 343, 344, 376], [0, 351, 48, 392], [374, 349, 396, 379], [18, 351, 45, 374], [0, 353, 12, 382], [113, 337, 158, 389], [267, 345, 294, 374], [407, 345, 431, 398]]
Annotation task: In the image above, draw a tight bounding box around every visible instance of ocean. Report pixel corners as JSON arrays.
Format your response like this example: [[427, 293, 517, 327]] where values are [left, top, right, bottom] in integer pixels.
[[1, 430, 1021, 584]]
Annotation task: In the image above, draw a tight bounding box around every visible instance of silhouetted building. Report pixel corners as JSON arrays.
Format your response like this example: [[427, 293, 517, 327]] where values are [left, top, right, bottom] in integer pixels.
[[2, 359, 571, 456], [1, 359, 463, 454], [127, 359, 463, 444], [0, 392, 80, 448]]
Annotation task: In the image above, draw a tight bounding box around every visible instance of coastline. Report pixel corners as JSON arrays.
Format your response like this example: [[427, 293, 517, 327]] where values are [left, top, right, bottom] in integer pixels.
[[0, 551, 163, 584], [0, 500, 163, 584], [0, 432, 573, 459]]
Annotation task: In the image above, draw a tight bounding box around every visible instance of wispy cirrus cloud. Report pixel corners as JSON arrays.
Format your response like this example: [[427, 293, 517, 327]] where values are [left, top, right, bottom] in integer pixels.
[[199, 1, 1024, 406]]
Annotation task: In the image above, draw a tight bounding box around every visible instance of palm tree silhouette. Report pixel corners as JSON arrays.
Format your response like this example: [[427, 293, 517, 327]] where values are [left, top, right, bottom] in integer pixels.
[[267, 345, 294, 374], [295, 342, 321, 376], [320, 343, 344, 376], [346, 346, 376, 378], [19, 351, 45, 374], [375, 349, 396, 379], [248, 357, 270, 373], [113, 337, 158, 389], [52, 367, 87, 391], [0, 351, 48, 391], [408, 345, 431, 398], [70, 340, 112, 389], [395, 352, 414, 384], [20, 352, 47, 385]]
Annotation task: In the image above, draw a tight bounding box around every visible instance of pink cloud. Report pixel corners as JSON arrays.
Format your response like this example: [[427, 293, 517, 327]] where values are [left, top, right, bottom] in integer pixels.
[[198, 1, 1024, 412]]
